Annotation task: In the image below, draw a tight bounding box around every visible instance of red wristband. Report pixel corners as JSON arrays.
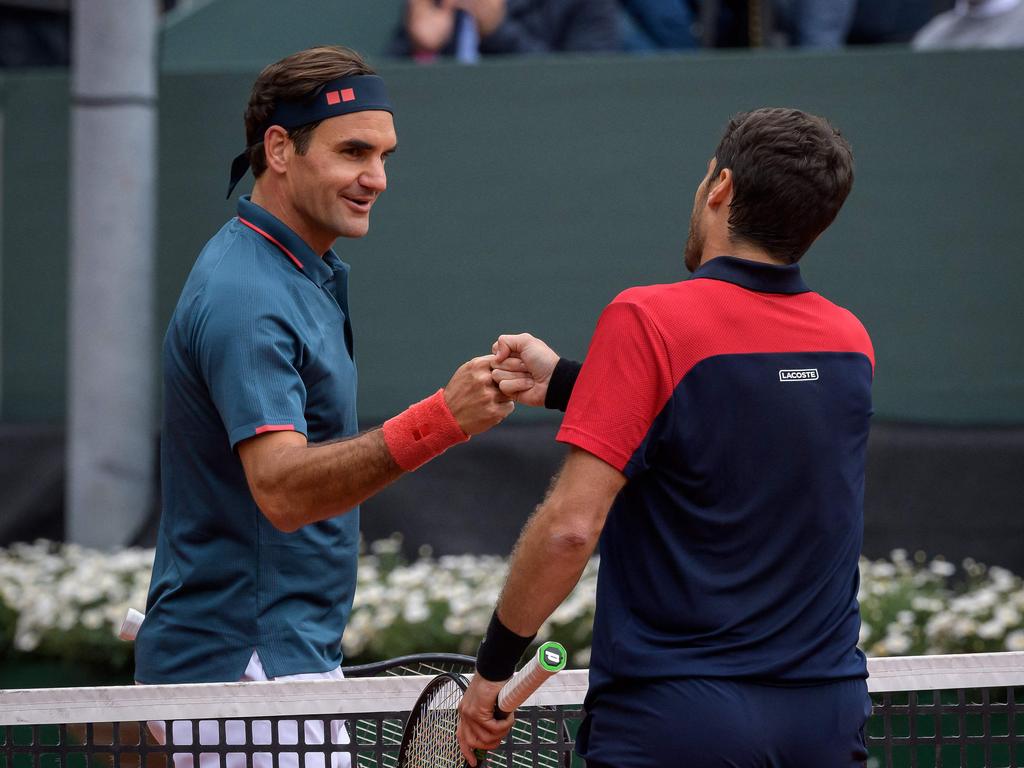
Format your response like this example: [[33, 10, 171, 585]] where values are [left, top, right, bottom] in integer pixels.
[[382, 389, 469, 471]]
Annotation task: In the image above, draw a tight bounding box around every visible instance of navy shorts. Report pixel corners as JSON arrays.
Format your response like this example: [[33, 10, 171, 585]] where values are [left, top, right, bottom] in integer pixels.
[[577, 677, 871, 768]]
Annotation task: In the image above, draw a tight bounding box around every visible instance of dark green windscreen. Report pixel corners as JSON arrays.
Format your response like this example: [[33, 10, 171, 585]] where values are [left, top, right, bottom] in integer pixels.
[[2, 48, 1022, 425]]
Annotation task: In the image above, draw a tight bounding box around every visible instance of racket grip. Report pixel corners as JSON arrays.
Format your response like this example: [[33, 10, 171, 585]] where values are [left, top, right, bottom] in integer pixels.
[[474, 643, 567, 764], [494, 641, 567, 717]]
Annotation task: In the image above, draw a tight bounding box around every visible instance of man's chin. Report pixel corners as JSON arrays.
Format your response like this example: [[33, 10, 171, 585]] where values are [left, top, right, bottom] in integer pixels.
[[336, 219, 371, 239]]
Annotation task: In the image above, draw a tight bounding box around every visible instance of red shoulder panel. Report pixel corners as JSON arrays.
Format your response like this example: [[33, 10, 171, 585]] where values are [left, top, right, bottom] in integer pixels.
[[557, 279, 874, 472]]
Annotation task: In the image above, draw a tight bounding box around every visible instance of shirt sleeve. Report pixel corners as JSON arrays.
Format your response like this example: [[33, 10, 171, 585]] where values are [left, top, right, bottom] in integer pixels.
[[194, 299, 308, 449], [557, 298, 674, 477]]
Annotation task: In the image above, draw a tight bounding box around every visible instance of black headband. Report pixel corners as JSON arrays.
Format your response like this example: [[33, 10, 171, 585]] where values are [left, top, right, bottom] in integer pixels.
[[226, 74, 394, 198]]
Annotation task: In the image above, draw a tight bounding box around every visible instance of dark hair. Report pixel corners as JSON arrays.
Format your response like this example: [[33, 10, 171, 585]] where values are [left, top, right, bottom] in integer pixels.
[[244, 46, 375, 178], [712, 108, 854, 264]]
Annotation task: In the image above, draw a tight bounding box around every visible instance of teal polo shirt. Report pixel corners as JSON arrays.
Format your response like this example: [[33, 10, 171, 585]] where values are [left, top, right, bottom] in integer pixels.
[[135, 196, 360, 683]]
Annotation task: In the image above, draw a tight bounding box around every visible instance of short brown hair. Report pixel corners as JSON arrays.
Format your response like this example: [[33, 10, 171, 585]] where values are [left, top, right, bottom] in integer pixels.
[[244, 46, 375, 178], [712, 108, 854, 264]]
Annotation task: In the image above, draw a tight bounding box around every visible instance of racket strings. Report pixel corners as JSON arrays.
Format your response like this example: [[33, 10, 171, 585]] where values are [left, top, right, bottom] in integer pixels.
[[402, 678, 465, 767]]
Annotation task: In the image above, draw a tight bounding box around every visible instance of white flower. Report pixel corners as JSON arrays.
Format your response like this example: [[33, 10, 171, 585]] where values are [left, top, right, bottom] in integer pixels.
[[572, 647, 591, 667], [370, 536, 402, 555], [911, 597, 944, 613], [858, 622, 872, 645], [1005, 630, 1024, 651], [954, 617, 978, 637], [881, 632, 911, 654], [871, 562, 896, 579], [995, 605, 1020, 626], [14, 630, 40, 652], [81, 609, 104, 631]]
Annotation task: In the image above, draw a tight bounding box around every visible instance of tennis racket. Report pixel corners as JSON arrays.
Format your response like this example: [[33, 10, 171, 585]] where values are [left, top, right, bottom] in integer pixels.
[[396, 641, 568, 768]]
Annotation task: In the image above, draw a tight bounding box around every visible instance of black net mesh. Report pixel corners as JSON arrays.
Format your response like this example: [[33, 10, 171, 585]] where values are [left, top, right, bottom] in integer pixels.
[[4, 655, 1024, 768]]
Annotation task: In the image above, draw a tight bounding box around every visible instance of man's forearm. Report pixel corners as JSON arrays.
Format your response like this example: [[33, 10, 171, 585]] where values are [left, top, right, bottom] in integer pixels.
[[473, 448, 622, 682], [251, 429, 403, 532], [495, 495, 598, 636]]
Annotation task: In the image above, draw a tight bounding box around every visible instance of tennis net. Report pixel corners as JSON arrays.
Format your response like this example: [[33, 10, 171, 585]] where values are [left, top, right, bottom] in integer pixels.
[[2, 652, 1023, 768]]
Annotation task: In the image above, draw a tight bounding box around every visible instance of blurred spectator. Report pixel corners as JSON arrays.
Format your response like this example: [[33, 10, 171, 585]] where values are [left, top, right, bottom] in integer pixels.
[[619, 0, 698, 51], [703, 0, 757, 47], [846, 0, 947, 45], [391, 0, 621, 60], [702, 0, 853, 48], [704, 0, 949, 49], [913, 0, 1024, 49], [0, 0, 69, 68], [773, 0, 857, 47]]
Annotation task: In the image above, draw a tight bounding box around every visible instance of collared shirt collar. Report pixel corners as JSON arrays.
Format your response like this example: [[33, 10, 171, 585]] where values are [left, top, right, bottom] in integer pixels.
[[691, 255, 809, 294], [236, 196, 345, 287]]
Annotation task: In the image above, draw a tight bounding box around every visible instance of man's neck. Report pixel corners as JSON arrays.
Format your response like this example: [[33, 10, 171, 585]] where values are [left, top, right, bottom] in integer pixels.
[[250, 183, 332, 256], [699, 240, 784, 269]]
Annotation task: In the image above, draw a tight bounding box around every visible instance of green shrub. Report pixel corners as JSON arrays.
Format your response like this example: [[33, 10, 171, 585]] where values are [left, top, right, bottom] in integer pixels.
[[1, 538, 1022, 680]]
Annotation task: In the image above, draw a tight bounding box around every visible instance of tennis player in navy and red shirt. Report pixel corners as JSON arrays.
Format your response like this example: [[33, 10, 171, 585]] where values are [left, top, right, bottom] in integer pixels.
[[458, 108, 875, 767]]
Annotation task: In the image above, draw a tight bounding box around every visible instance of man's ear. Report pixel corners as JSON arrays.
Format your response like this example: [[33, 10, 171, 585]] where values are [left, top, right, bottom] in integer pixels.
[[706, 167, 733, 209], [262, 126, 292, 174]]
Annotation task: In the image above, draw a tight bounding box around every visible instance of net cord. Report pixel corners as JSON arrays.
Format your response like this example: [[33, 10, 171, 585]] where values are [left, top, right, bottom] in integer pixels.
[[3, 652, 1024, 726]]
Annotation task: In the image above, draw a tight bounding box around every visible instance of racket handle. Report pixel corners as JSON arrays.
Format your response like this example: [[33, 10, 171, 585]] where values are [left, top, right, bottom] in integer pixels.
[[474, 642, 567, 763], [494, 641, 567, 718]]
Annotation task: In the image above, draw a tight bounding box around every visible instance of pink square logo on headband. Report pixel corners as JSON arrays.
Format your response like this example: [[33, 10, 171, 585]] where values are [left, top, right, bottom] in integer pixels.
[[341, 88, 356, 102], [326, 91, 341, 105]]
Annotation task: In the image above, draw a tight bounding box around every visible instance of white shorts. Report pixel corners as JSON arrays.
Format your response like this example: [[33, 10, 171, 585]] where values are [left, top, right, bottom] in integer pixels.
[[145, 651, 351, 768]]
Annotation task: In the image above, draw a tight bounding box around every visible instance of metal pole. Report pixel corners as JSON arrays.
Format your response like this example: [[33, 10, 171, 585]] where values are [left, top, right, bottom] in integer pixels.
[[67, 0, 157, 547]]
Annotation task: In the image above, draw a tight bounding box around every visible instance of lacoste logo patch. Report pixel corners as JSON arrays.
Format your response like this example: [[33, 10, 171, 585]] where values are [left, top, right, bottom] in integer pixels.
[[779, 368, 819, 382]]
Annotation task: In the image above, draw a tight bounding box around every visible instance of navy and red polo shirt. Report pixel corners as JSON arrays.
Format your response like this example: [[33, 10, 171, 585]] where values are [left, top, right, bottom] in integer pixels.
[[135, 196, 360, 683], [558, 255, 874, 693]]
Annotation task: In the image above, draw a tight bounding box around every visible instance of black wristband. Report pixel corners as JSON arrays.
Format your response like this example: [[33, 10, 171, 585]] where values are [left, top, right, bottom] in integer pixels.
[[544, 358, 582, 412], [475, 611, 536, 682]]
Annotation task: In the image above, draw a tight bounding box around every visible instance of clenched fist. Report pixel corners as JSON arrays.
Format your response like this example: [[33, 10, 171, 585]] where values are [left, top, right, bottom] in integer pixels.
[[444, 355, 515, 435]]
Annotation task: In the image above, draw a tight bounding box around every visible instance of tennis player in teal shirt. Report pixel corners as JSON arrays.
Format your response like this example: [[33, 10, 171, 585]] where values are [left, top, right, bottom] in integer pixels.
[[135, 47, 514, 760]]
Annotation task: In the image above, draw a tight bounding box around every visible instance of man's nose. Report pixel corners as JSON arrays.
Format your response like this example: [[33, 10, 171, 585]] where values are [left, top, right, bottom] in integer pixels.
[[361, 159, 387, 192]]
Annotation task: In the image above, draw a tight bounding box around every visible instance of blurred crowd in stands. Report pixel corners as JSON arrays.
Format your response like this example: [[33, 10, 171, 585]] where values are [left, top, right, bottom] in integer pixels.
[[391, 0, 1024, 59], [1, 0, 1023, 68]]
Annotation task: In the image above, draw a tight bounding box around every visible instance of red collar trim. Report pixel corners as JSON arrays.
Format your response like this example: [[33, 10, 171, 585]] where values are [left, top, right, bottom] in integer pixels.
[[238, 217, 304, 270]]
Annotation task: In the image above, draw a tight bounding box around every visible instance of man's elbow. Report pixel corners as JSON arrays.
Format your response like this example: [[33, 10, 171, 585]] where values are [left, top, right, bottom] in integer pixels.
[[250, 485, 353, 533], [538, 492, 608, 557], [253, 492, 302, 533], [548, 527, 597, 557], [267, 511, 301, 534], [544, 508, 602, 557]]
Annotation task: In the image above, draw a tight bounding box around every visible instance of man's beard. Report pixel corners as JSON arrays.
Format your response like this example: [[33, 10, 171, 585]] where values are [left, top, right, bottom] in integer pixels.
[[683, 214, 704, 273], [683, 184, 711, 273]]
